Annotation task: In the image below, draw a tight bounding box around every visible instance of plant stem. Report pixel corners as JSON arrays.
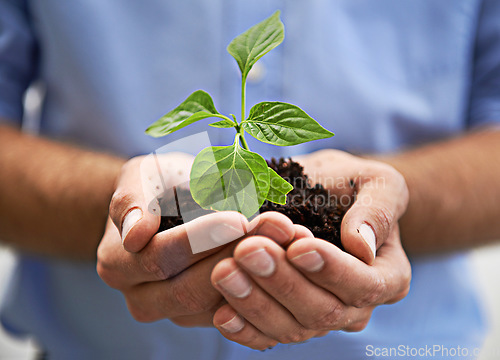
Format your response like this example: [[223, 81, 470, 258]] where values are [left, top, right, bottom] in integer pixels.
[[239, 130, 250, 150], [238, 73, 251, 151], [241, 74, 247, 123]]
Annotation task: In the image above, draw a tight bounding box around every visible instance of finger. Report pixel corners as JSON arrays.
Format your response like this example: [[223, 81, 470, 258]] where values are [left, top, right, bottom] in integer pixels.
[[212, 257, 319, 343], [213, 304, 278, 350], [248, 211, 296, 247], [170, 311, 217, 328], [135, 211, 247, 281], [170, 299, 227, 328], [98, 211, 248, 289], [124, 244, 235, 322], [151, 211, 294, 277], [341, 163, 408, 264], [232, 236, 357, 331], [341, 309, 374, 332], [109, 157, 162, 252], [287, 232, 411, 308], [292, 224, 314, 241]]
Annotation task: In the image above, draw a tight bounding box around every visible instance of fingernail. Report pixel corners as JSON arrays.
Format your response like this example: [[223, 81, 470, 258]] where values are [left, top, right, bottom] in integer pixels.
[[209, 223, 245, 245], [290, 250, 325, 272], [256, 222, 291, 244], [358, 223, 376, 260], [217, 269, 252, 298], [220, 314, 245, 333], [239, 249, 275, 277], [122, 208, 143, 244]]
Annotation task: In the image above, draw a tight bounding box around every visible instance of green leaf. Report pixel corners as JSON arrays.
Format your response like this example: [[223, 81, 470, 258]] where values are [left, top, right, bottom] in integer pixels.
[[145, 90, 227, 137], [189, 138, 270, 218], [242, 102, 334, 146], [209, 119, 236, 128], [227, 10, 284, 79], [265, 168, 293, 205]]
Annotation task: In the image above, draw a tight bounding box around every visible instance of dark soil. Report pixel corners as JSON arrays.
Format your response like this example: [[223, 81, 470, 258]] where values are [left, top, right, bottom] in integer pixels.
[[158, 158, 351, 248]]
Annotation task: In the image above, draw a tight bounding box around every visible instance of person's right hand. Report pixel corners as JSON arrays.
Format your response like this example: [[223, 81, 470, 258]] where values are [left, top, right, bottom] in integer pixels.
[[96, 153, 299, 326]]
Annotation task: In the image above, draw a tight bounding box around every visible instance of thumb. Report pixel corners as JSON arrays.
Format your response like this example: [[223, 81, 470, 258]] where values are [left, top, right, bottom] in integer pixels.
[[341, 204, 391, 265], [341, 171, 408, 265], [109, 157, 161, 253]]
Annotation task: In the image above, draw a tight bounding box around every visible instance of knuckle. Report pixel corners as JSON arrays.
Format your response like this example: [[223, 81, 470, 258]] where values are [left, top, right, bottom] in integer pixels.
[[273, 277, 297, 299], [392, 287, 410, 304], [397, 267, 412, 299], [95, 261, 112, 286], [244, 298, 273, 319], [353, 277, 387, 308], [305, 302, 345, 331], [125, 290, 160, 323], [109, 190, 131, 211], [371, 206, 394, 233], [138, 253, 166, 280], [386, 262, 411, 305], [390, 279, 411, 304], [171, 284, 214, 315], [127, 301, 158, 323], [344, 318, 370, 332], [96, 245, 108, 272], [403, 264, 412, 288], [109, 190, 136, 222], [277, 326, 310, 344], [96, 248, 120, 288], [96, 262, 112, 284]]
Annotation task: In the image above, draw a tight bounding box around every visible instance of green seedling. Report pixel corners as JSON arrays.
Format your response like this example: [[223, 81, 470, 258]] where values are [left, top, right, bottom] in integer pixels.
[[146, 11, 334, 218]]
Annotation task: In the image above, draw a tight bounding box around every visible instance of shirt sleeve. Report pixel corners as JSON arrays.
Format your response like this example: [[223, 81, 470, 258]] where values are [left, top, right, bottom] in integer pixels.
[[0, 0, 38, 125], [468, 0, 500, 128]]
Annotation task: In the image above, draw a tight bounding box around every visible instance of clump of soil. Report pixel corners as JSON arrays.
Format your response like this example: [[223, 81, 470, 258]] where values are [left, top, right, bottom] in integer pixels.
[[158, 188, 211, 231], [158, 158, 351, 248], [259, 158, 350, 248]]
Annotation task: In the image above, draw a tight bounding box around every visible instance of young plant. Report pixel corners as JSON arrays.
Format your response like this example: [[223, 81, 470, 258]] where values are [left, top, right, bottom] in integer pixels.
[[145, 11, 334, 218]]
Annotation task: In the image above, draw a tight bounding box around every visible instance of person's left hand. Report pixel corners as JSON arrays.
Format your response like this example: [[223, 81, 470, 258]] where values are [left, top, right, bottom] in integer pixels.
[[210, 150, 412, 350]]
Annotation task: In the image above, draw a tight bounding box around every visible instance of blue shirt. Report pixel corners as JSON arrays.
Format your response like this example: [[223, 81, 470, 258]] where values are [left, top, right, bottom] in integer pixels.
[[1, 1, 499, 359]]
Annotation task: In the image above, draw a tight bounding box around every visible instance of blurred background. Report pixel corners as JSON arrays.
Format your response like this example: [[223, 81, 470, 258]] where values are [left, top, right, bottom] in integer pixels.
[[1, 243, 500, 359]]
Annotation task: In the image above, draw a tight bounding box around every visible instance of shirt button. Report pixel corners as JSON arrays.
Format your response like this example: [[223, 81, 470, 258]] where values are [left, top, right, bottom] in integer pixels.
[[247, 62, 266, 83]]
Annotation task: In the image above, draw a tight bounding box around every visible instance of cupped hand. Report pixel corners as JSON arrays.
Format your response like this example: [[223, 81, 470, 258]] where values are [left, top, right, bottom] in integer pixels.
[[97, 153, 245, 323], [210, 149, 411, 350], [97, 152, 302, 325], [296, 149, 410, 264]]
